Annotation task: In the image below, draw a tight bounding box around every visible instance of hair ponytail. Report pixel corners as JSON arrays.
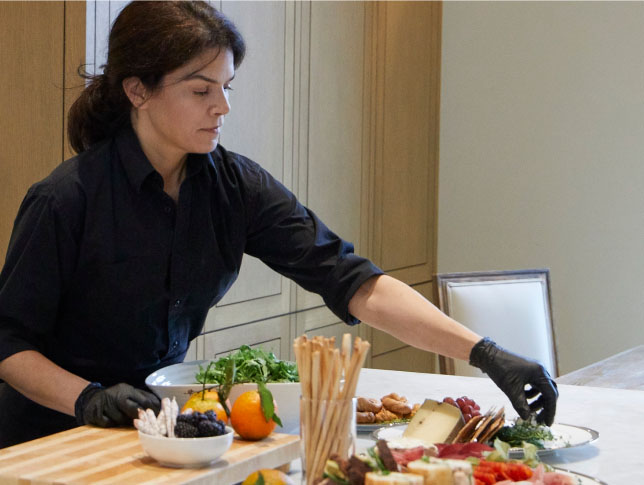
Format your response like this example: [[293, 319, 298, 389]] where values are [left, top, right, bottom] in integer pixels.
[[66, 1, 245, 155], [67, 72, 130, 154]]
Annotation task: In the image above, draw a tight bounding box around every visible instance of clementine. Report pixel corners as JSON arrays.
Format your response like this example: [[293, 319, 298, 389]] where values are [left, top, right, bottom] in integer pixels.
[[242, 469, 294, 485], [181, 389, 228, 423], [230, 390, 277, 440]]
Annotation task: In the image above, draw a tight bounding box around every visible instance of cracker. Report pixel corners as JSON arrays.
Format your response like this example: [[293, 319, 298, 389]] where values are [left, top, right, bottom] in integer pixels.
[[470, 408, 496, 442], [452, 414, 484, 443]]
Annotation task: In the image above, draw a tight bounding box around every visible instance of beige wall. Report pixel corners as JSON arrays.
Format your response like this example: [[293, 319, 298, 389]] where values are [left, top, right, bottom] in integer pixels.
[[438, 1, 644, 374]]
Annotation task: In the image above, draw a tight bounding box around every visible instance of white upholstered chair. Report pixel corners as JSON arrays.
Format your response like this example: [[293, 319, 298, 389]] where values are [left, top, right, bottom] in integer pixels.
[[435, 269, 558, 378]]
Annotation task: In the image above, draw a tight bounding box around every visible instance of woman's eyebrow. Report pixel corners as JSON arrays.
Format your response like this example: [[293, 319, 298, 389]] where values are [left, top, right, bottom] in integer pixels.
[[182, 73, 235, 84]]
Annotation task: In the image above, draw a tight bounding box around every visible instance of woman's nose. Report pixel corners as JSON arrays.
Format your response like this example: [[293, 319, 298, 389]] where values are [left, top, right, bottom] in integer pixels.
[[209, 89, 230, 116]]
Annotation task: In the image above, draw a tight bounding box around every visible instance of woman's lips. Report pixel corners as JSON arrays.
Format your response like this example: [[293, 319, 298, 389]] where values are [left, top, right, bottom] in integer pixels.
[[201, 126, 221, 134]]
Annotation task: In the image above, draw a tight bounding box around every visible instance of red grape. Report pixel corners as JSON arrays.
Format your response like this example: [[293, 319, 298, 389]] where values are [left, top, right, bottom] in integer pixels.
[[443, 397, 457, 407], [441, 395, 482, 423]]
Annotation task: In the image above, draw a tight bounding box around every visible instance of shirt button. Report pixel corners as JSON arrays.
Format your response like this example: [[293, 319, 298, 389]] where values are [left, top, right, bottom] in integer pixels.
[[172, 341, 179, 348], [174, 299, 181, 307]]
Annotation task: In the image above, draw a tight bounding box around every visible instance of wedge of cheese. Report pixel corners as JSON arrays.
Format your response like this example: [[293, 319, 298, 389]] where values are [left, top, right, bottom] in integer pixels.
[[407, 459, 454, 485], [402, 399, 464, 445], [365, 471, 424, 485]]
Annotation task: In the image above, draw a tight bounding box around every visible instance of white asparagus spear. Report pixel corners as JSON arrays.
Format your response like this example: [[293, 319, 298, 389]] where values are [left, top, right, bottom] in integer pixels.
[[170, 397, 179, 437], [161, 398, 172, 438], [133, 418, 158, 435], [145, 408, 160, 435], [156, 409, 167, 436]]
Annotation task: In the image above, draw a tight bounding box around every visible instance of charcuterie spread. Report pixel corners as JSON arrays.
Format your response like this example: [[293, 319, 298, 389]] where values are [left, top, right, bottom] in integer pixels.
[[319, 438, 586, 485]]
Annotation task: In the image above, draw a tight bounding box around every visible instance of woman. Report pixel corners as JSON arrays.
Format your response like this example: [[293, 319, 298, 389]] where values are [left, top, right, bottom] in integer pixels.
[[0, 1, 557, 448]]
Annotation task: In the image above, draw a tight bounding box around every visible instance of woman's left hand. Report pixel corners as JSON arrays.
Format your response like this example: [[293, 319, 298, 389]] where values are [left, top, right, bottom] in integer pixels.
[[469, 337, 559, 426]]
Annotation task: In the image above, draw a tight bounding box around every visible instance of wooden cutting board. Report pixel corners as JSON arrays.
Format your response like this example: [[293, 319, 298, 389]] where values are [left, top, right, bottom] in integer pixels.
[[0, 426, 300, 484]]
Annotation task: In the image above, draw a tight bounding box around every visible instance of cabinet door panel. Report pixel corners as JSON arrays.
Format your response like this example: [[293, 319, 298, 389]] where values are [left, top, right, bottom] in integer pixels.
[[206, 1, 294, 330], [369, 2, 441, 285], [296, 1, 367, 317], [0, 2, 64, 259], [187, 335, 204, 361], [203, 315, 290, 360], [1, 2, 84, 259], [371, 345, 437, 374]]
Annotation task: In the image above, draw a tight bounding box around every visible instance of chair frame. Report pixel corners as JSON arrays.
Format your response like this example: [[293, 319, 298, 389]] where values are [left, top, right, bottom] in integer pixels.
[[434, 268, 558, 377]]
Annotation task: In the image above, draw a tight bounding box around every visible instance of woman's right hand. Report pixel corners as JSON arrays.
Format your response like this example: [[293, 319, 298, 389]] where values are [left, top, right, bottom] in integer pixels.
[[75, 382, 160, 427]]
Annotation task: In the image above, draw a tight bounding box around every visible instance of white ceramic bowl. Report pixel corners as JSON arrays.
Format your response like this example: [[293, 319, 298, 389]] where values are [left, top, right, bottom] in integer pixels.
[[145, 361, 302, 434], [138, 426, 234, 467], [145, 360, 211, 408]]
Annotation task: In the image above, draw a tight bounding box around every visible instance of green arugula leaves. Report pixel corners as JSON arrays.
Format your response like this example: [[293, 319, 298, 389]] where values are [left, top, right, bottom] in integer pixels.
[[196, 345, 299, 385]]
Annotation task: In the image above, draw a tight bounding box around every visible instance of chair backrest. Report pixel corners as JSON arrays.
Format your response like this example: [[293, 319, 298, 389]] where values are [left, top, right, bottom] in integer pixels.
[[435, 269, 558, 377]]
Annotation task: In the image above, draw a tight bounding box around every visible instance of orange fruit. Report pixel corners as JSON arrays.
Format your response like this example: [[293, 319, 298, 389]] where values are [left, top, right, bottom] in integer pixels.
[[181, 390, 228, 423], [242, 469, 294, 485], [230, 390, 277, 440]]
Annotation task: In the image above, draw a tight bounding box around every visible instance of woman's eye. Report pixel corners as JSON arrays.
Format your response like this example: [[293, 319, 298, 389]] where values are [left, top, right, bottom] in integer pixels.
[[224, 85, 234, 92], [193, 90, 209, 96]]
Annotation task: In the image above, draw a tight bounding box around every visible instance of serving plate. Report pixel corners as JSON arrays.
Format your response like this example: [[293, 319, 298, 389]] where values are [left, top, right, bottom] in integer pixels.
[[553, 468, 608, 485], [507, 422, 599, 458], [357, 420, 410, 433], [370, 422, 599, 457]]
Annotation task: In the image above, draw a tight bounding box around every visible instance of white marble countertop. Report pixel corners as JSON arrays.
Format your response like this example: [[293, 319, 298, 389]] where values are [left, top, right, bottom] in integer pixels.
[[289, 368, 642, 484]]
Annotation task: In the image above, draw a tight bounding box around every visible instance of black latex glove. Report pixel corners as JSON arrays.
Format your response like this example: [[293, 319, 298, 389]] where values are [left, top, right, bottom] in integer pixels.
[[75, 382, 161, 427], [469, 337, 559, 425]]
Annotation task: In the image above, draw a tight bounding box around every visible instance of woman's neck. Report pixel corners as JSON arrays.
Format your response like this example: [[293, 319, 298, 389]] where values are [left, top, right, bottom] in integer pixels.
[[130, 114, 187, 202]]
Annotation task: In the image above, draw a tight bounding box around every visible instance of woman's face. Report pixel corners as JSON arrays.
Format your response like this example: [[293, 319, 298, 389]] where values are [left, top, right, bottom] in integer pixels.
[[135, 47, 235, 158]]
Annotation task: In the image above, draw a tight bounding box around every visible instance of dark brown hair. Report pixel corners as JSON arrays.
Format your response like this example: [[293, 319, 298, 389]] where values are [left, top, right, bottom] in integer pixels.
[[68, 1, 245, 154]]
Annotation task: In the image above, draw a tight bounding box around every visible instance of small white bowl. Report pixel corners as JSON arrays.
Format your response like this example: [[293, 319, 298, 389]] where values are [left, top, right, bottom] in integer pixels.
[[138, 426, 234, 468]]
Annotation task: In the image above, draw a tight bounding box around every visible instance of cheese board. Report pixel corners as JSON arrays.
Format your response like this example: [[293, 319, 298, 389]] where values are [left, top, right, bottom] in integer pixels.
[[369, 422, 599, 458], [0, 425, 300, 485]]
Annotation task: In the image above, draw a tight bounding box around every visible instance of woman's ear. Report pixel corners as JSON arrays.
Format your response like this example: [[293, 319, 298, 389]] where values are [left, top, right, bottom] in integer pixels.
[[122, 77, 149, 108]]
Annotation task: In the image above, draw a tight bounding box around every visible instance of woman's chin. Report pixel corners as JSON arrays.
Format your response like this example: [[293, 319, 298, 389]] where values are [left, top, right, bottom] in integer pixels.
[[191, 140, 219, 154]]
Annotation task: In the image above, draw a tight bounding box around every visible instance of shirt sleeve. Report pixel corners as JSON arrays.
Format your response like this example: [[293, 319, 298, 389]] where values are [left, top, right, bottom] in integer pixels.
[[0, 184, 80, 366], [242, 160, 384, 325]]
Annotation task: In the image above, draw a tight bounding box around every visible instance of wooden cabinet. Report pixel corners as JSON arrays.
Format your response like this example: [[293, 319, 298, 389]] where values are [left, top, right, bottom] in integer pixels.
[[0, 1, 85, 260], [360, 1, 442, 371]]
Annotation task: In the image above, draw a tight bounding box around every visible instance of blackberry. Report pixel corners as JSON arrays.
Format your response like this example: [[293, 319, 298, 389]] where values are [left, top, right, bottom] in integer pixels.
[[192, 412, 209, 424], [174, 421, 199, 438], [177, 413, 194, 424], [198, 419, 226, 437]]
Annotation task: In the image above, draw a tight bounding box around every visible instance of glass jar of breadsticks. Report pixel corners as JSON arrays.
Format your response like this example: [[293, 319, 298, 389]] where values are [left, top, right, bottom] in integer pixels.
[[294, 334, 370, 485]]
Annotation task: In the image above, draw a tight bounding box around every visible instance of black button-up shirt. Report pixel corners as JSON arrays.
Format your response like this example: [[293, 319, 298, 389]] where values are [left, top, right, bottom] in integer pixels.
[[0, 125, 382, 389]]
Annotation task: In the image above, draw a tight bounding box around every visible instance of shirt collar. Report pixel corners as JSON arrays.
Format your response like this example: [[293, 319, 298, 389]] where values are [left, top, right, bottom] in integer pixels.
[[114, 124, 210, 192]]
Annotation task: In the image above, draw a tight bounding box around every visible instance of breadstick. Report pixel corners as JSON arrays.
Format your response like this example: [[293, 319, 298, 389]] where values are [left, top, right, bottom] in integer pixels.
[[297, 333, 370, 483]]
